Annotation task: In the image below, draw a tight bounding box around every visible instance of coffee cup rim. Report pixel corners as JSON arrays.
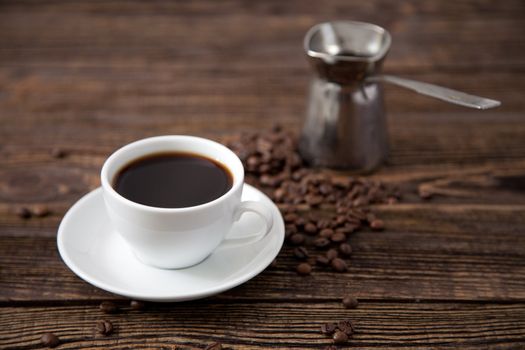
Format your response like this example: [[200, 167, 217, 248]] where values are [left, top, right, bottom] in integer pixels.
[[100, 135, 244, 213]]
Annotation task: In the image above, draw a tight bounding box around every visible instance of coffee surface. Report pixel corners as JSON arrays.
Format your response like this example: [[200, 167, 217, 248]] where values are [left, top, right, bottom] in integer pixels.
[[113, 152, 233, 208]]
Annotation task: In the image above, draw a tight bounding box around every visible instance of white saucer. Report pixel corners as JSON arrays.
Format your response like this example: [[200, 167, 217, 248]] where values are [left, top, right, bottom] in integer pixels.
[[57, 184, 284, 302]]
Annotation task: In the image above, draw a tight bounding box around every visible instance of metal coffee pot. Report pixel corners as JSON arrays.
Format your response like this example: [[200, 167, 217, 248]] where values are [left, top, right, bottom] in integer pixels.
[[299, 21, 501, 171]]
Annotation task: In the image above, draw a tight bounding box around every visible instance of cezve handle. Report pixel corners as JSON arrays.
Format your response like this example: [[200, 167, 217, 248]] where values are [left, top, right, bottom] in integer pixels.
[[366, 75, 501, 110]]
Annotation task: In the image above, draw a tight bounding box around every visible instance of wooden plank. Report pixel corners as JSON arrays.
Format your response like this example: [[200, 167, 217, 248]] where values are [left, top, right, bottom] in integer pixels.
[[1, 111, 524, 164], [0, 302, 524, 349], [0, 1, 523, 71], [1, 202, 524, 302], [0, 67, 519, 124]]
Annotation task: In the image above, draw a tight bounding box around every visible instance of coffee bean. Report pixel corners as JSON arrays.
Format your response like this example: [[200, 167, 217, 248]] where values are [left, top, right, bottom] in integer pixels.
[[305, 194, 323, 206], [293, 246, 309, 259], [40, 332, 60, 348], [334, 215, 347, 226], [259, 174, 274, 187], [336, 226, 354, 234], [342, 295, 359, 309], [387, 196, 398, 204], [130, 300, 145, 311], [273, 188, 286, 202], [284, 213, 299, 223], [99, 301, 118, 314], [339, 243, 352, 256], [419, 188, 433, 199], [285, 226, 297, 240], [313, 237, 330, 248], [32, 205, 50, 218], [316, 255, 330, 266], [319, 183, 333, 195], [319, 228, 334, 238], [349, 209, 367, 221], [304, 222, 317, 234], [331, 232, 346, 243], [353, 196, 369, 207], [336, 206, 347, 215], [246, 155, 260, 168], [290, 233, 305, 245], [294, 216, 306, 227], [320, 322, 337, 335], [333, 330, 348, 344], [337, 320, 354, 335], [96, 320, 114, 335], [204, 342, 223, 350], [326, 248, 338, 261], [270, 258, 278, 267], [370, 219, 385, 231], [324, 346, 337, 350], [296, 262, 312, 275], [317, 219, 331, 229], [331, 177, 351, 189], [331, 258, 348, 272], [51, 148, 67, 159], [16, 206, 31, 219]]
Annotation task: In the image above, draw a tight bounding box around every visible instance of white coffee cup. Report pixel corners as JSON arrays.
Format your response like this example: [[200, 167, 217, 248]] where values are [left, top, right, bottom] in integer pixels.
[[101, 135, 274, 269]]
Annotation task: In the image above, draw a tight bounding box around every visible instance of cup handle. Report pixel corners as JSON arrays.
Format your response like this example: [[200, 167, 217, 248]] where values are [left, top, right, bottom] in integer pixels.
[[220, 201, 274, 248]]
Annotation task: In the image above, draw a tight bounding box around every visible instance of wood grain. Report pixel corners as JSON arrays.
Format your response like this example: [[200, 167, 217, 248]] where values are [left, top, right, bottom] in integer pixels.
[[1, 302, 525, 349]]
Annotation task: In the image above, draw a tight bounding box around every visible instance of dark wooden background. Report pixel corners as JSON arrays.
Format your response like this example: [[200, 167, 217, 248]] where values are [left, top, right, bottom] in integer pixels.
[[1, 1, 525, 349]]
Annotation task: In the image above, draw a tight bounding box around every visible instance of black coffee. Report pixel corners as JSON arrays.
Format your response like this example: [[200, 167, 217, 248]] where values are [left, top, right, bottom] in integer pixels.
[[113, 152, 233, 208]]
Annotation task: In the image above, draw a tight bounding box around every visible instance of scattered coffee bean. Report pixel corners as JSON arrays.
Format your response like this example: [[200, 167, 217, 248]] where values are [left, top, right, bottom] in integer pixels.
[[306, 194, 323, 206], [284, 213, 299, 223], [16, 206, 31, 219], [336, 225, 354, 235], [270, 258, 278, 267], [331, 258, 348, 272], [296, 262, 312, 275], [32, 205, 50, 218], [316, 255, 330, 266], [370, 219, 385, 231], [319, 228, 334, 238], [295, 216, 306, 227], [293, 246, 309, 259], [324, 346, 337, 350], [130, 300, 145, 311], [290, 233, 305, 245], [338, 320, 354, 335], [225, 127, 402, 276], [40, 332, 60, 348], [285, 224, 298, 236], [320, 322, 337, 335], [339, 243, 352, 256], [334, 215, 347, 226], [273, 188, 286, 201], [342, 295, 359, 309], [313, 237, 330, 248], [331, 232, 346, 243], [96, 320, 113, 335], [204, 342, 223, 350], [326, 249, 338, 261], [99, 301, 118, 314], [260, 174, 277, 187], [51, 148, 67, 159], [419, 187, 433, 199], [333, 330, 349, 344], [304, 222, 317, 234]]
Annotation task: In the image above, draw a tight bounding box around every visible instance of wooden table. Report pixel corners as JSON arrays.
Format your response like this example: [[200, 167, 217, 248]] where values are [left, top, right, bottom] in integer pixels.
[[1, 1, 525, 349]]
